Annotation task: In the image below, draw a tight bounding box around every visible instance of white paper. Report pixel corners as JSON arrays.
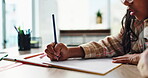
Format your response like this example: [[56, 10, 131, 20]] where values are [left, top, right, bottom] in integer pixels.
[[27, 55, 121, 75]]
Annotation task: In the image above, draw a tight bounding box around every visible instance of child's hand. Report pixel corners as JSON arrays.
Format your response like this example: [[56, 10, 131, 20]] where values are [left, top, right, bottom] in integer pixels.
[[137, 49, 148, 77], [45, 42, 70, 61], [112, 54, 141, 65]]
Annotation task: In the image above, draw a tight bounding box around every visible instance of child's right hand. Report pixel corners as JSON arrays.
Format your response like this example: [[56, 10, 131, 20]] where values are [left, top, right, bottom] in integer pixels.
[[45, 42, 70, 61]]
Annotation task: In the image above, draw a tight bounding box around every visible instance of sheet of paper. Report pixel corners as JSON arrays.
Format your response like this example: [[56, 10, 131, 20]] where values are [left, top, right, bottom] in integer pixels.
[[26, 55, 121, 75]]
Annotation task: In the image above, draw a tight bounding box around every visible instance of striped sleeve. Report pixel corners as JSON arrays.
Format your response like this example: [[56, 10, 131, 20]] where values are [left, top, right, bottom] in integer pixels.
[[80, 29, 124, 58]]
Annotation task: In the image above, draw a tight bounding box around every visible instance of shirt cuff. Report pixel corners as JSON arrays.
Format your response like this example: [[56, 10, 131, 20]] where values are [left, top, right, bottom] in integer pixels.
[[79, 42, 99, 58]]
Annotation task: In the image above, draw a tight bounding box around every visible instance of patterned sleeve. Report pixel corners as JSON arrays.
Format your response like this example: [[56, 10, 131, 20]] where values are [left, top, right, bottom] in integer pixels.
[[80, 28, 124, 58]]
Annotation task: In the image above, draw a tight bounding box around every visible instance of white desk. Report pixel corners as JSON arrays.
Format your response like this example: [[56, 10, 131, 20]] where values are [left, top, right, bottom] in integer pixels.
[[0, 46, 143, 78]]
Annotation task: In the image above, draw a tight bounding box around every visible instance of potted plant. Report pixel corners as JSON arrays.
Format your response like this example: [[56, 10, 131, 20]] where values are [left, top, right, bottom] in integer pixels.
[[96, 10, 102, 24]]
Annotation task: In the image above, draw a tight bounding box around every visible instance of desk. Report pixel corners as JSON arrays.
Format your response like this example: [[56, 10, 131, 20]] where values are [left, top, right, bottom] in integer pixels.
[[0, 47, 143, 78]]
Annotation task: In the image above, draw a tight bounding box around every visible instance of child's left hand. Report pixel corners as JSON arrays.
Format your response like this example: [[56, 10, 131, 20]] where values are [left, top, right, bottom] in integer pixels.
[[112, 54, 141, 65]]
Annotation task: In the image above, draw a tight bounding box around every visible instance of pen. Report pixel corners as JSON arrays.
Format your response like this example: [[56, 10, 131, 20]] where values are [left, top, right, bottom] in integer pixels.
[[52, 14, 59, 61], [0, 54, 8, 61], [3, 57, 49, 67], [24, 53, 44, 59], [52, 14, 57, 44], [18, 26, 21, 33], [18, 26, 25, 35], [14, 26, 19, 33]]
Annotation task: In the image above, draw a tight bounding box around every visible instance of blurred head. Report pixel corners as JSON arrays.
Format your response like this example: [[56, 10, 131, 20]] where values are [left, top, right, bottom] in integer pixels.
[[121, 0, 148, 20]]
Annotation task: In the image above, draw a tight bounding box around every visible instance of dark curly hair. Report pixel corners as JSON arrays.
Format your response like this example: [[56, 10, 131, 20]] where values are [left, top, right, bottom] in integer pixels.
[[121, 9, 138, 54]]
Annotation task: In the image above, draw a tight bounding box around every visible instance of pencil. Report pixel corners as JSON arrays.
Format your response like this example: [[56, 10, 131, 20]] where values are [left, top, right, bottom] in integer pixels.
[[24, 53, 44, 59], [52, 14, 59, 61], [3, 57, 49, 67], [0, 54, 8, 61], [14, 26, 19, 33], [52, 14, 57, 44], [39, 54, 47, 59]]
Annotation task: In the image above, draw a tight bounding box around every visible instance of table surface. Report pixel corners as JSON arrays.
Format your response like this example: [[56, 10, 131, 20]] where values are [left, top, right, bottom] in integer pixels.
[[0, 46, 143, 78]]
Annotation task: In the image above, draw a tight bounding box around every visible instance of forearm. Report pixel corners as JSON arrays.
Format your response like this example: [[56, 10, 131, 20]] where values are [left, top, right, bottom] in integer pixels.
[[68, 47, 85, 58]]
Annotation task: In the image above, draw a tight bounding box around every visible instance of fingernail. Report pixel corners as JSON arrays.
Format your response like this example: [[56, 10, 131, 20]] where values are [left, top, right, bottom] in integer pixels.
[[112, 61, 116, 63]]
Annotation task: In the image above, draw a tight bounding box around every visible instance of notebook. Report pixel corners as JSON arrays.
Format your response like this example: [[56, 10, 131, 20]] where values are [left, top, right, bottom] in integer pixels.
[[24, 54, 121, 75]]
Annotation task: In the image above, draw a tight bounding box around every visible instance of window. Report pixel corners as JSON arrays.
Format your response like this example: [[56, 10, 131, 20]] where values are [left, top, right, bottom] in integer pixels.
[[0, 0, 2, 49], [5, 0, 32, 48], [57, 0, 111, 30]]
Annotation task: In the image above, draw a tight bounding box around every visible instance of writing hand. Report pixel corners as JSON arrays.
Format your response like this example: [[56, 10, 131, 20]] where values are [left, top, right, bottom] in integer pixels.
[[45, 42, 70, 61]]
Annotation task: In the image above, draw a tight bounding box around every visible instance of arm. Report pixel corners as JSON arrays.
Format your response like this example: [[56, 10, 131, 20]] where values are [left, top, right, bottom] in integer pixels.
[[80, 33, 124, 58], [68, 47, 85, 58], [80, 19, 146, 59]]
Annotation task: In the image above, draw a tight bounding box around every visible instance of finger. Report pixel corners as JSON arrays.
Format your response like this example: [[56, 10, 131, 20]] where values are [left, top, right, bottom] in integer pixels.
[[47, 42, 56, 47], [58, 53, 67, 61], [45, 49, 50, 55], [46, 50, 58, 61], [45, 48, 59, 61], [129, 56, 138, 64], [54, 43, 64, 56], [112, 59, 129, 63], [46, 55, 56, 61], [112, 56, 128, 60], [46, 52, 54, 60], [45, 49, 55, 58], [46, 43, 56, 54]]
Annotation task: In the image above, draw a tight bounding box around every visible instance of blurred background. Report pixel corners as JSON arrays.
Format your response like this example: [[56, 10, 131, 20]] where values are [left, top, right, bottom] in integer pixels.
[[0, 0, 127, 49]]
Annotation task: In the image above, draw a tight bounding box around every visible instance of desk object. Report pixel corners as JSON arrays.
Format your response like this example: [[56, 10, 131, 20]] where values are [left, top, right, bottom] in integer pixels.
[[30, 37, 42, 48], [43, 58, 121, 75], [3, 57, 49, 67], [24, 54, 121, 75], [0, 54, 8, 61], [15, 26, 31, 51], [18, 34, 31, 51]]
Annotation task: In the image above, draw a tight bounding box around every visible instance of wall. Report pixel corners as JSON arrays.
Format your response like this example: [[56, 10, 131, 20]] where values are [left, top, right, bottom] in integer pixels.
[[38, 0, 58, 45], [38, 0, 127, 45], [110, 0, 127, 35]]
